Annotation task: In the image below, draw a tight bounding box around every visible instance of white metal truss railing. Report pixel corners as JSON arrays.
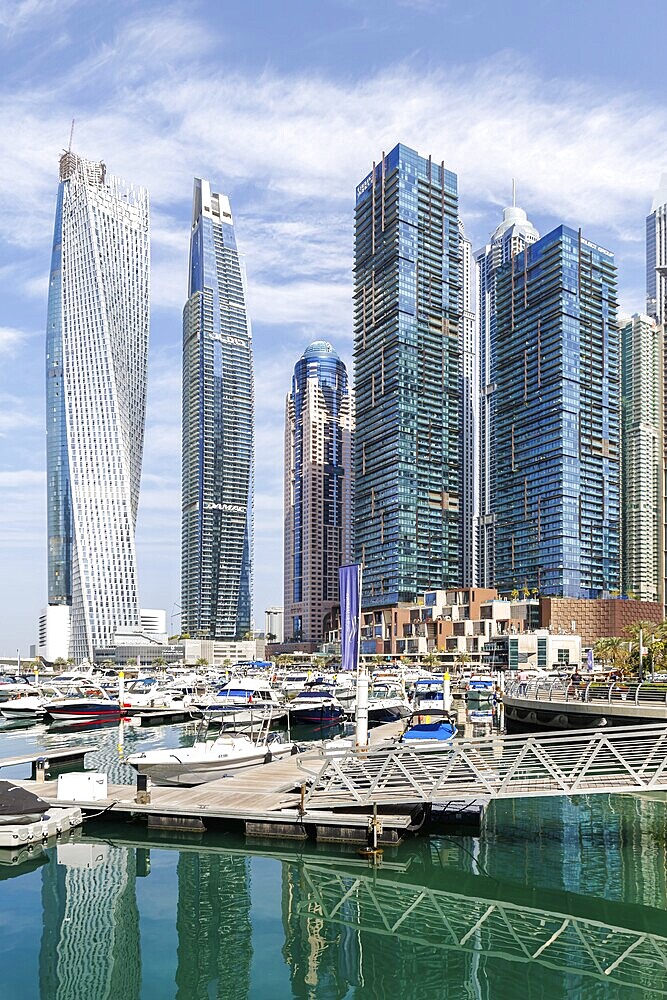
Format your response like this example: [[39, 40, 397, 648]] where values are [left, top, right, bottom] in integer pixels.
[[299, 864, 667, 994], [505, 677, 667, 706], [298, 723, 667, 807]]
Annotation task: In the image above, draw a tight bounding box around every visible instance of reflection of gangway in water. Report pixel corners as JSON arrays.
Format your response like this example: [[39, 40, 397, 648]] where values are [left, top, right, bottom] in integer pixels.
[[297, 859, 667, 994], [85, 830, 667, 994], [297, 722, 667, 808]]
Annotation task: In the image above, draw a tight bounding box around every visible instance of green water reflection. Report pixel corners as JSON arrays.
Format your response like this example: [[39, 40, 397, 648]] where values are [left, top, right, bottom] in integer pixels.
[[1, 792, 667, 999]]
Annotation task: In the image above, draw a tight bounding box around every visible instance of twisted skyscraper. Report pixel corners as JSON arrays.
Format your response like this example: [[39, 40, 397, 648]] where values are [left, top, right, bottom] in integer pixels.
[[181, 180, 254, 639], [45, 150, 149, 662]]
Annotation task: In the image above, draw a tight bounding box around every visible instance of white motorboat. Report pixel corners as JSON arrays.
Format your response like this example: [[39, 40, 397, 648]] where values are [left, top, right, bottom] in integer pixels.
[[193, 678, 287, 725], [0, 685, 64, 720], [0, 674, 37, 703], [121, 678, 194, 713], [126, 727, 299, 786], [351, 682, 412, 723]]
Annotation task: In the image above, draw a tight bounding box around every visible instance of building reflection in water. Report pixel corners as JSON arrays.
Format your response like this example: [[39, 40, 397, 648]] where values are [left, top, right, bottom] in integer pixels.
[[33, 784, 667, 1000], [39, 842, 140, 1000], [175, 852, 252, 1000]]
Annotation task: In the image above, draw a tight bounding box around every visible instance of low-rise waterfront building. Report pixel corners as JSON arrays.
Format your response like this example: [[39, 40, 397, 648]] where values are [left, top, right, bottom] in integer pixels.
[[36, 605, 71, 663]]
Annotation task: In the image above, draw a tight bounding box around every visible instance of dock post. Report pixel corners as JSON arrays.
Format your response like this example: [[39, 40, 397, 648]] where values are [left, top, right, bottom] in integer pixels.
[[355, 666, 369, 750], [135, 773, 151, 804], [34, 756, 48, 783], [443, 671, 452, 712], [118, 670, 125, 713]]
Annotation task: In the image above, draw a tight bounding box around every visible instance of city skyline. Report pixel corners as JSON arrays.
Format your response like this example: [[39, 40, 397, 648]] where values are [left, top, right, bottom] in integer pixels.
[[2, 1, 667, 650]]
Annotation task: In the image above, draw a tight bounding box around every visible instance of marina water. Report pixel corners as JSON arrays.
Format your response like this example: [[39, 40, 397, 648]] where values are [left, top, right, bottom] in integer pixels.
[[1, 713, 666, 999]]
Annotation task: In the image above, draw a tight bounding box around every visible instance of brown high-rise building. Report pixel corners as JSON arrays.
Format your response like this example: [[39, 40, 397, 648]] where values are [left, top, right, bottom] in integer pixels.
[[284, 341, 354, 643]]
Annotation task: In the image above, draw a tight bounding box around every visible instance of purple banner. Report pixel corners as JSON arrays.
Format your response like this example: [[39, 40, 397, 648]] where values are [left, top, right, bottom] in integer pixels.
[[587, 647, 593, 671], [339, 563, 361, 672]]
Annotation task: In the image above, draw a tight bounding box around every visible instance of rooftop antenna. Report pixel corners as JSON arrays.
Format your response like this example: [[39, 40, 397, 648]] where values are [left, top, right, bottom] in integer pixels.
[[512, 177, 516, 208], [68, 118, 75, 152]]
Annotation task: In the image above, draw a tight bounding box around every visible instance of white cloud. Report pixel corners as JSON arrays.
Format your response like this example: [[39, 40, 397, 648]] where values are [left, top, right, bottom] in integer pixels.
[[0, 468, 44, 487], [0, 326, 28, 353]]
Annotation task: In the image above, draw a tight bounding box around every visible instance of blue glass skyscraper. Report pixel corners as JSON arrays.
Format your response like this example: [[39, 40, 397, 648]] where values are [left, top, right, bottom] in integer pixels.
[[182, 179, 253, 639], [353, 144, 461, 607], [492, 225, 619, 597], [284, 342, 353, 643]]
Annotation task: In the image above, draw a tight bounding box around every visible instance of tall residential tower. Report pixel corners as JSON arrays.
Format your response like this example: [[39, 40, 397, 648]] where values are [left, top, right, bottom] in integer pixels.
[[284, 341, 353, 644], [647, 174, 667, 324], [45, 151, 149, 661], [493, 225, 619, 597], [353, 144, 461, 607], [620, 314, 662, 602], [474, 195, 539, 588], [181, 180, 254, 640]]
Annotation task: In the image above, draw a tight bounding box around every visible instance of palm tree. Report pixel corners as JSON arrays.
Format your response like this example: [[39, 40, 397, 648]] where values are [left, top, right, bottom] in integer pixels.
[[604, 637, 630, 676], [593, 637, 612, 671], [195, 657, 209, 667]]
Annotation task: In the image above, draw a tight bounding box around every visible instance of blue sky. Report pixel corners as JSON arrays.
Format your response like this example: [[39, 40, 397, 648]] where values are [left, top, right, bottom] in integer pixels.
[[1, 0, 666, 653]]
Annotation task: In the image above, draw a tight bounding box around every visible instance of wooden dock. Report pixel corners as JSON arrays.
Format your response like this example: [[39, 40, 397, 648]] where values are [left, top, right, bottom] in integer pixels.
[[12, 743, 414, 846], [0, 746, 97, 779]]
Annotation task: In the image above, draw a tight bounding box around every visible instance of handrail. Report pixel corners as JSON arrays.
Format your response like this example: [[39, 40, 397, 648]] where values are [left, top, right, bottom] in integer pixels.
[[505, 677, 667, 708]]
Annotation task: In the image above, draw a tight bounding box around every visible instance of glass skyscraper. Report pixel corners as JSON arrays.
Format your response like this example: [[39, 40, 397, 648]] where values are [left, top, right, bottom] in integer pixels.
[[46, 151, 149, 662], [647, 174, 667, 324], [493, 225, 619, 597], [284, 341, 353, 643], [353, 144, 461, 607], [182, 179, 253, 640], [475, 196, 539, 588], [620, 314, 662, 602]]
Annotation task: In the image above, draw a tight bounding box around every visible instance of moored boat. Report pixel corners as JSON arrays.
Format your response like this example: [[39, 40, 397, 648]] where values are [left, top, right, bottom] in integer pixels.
[[126, 728, 299, 786], [45, 686, 122, 721], [288, 689, 344, 726]]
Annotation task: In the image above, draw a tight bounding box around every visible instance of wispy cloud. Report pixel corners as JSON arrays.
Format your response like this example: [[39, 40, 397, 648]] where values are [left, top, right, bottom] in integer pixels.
[[0, 0, 79, 34], [0, 326, 28, 354]]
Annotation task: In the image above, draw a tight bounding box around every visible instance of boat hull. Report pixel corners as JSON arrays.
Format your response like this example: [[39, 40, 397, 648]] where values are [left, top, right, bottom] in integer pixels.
[[289, 705, 344, 726], [127, 742, 297, 786], [47, 702, 122, 720]]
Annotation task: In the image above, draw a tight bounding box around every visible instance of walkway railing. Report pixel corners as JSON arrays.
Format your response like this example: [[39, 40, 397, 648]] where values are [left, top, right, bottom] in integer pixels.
[[506, 677, 667, 706], [298, 722, 667, 807]]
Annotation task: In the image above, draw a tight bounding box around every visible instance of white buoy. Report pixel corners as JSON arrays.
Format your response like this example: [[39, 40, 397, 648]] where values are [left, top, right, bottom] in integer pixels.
[[355, 665, 369, 750], [118, 670, 125, 712], [443, 670, 452, 712]]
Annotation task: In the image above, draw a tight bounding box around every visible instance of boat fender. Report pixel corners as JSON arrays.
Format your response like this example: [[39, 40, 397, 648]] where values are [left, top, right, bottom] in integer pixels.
[[264, 750, 273, 764], [291, 744, 299, 755]]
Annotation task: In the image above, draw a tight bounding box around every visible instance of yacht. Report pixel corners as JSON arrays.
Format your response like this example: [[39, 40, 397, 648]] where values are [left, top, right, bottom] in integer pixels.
[[45, 685, 122, 721], [288, 689, 344, 726], [353, 682, 411, 724], [0, 674, 36, 703], [193, 678, 287, 726], [126, 725, 299, 786], [0, 685, 64, 720], [465, 676, 496, 703], [121, 678, 195, 713]]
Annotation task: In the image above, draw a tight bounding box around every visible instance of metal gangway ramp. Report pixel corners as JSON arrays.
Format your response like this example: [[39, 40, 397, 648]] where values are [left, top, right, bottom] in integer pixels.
[[299, 723, 667, 808]]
